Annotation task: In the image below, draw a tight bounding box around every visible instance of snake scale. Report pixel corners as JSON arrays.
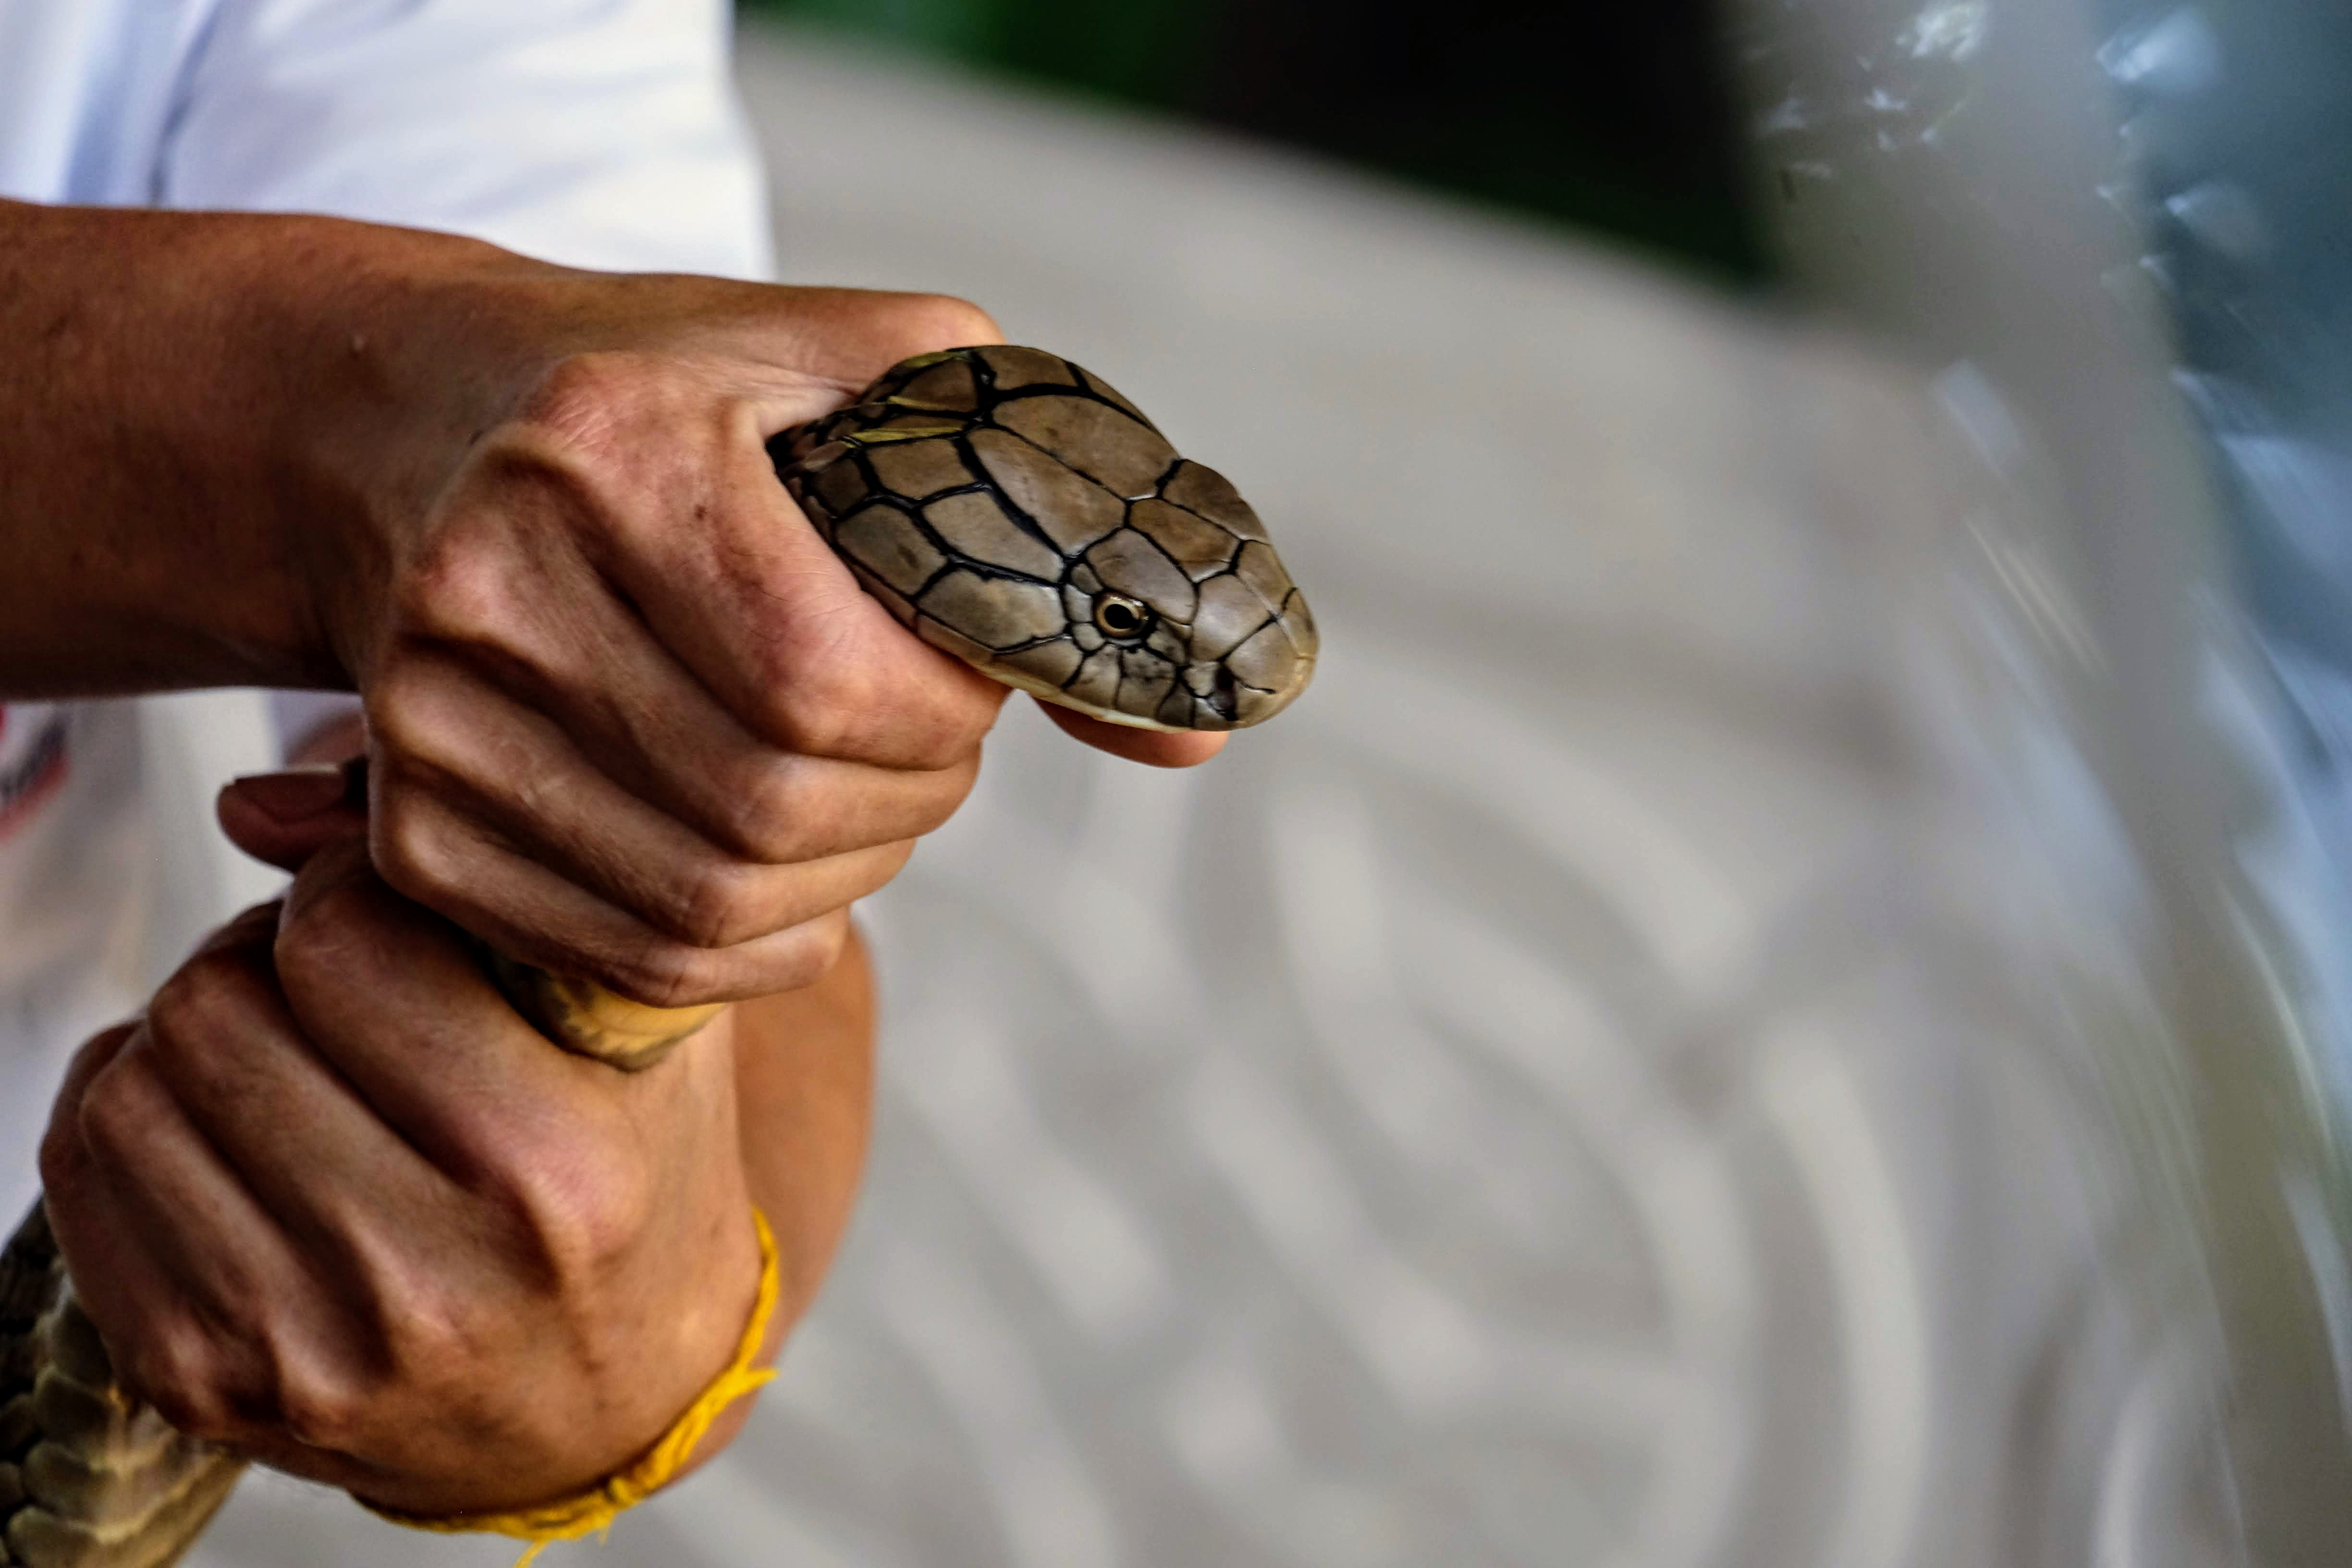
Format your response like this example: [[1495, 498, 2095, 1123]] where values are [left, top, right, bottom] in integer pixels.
[[0, 346, 1315, 1567]]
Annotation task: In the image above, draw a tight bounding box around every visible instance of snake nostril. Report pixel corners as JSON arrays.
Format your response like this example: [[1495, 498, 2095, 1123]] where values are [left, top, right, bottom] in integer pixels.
[[1092, 593, 1150, 639], [1209, 663, 1239, 720]]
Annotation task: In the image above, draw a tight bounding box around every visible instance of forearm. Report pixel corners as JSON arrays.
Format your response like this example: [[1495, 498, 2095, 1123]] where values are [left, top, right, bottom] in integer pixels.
[[666, 928, 876, 1476], [0, 200, 530, 697], [736, 926, 876, 1335]]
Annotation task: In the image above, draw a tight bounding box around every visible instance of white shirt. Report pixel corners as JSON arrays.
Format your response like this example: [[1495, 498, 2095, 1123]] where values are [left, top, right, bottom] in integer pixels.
[[0, 0, 771, 1224]]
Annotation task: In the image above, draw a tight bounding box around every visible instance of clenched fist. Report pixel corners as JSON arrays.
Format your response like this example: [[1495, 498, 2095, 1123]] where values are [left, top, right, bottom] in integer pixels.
[[1, 201, 1221, 1010], [38, 823, 873, 1516]]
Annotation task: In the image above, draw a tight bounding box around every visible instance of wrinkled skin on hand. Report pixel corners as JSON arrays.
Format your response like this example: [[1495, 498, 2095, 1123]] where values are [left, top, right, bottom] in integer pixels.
[[294, 266, 1221, 1007], [0, 204, 1247, 1535], [0, 207, 1224, 1002], [1, 205, 1225, 1005], [35, 824, 853, 1517]]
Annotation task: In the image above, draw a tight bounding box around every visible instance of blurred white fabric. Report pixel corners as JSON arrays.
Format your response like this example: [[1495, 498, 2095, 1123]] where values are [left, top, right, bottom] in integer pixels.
[[174, 20, 2234, 1568], [0, 690, 286, 1233], [0, 0, 764, 275]]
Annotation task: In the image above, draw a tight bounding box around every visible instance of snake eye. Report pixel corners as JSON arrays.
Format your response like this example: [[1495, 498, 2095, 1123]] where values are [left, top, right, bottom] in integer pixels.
[[1093, 593, 1151, 639]]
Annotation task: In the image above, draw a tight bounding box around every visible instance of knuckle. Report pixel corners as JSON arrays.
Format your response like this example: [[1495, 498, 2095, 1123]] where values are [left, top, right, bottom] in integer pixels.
[[74, 1065, 150, 1170], [360, 674, 423, 755], [891, 728, 980, 778], [37, 1028, 131, 1192], [808, 911, 853, 973], [122, 1327, 238, 1445], [910, 758, 983, 836], [345, 1254, 479, 1396], [147, 953, 255, 1056], [663, 858, 762, 950], [767, 662, 996, 772], [707, 759, 807, 862], [362, 672, 469, 784], [504, 1144, 655, 1282], [397, 529, 514, 648], [383, 1300, 468, 1390], [521, 350, 643, 432], [269, 1360, 362, 1454], [514, 352, 703, 500], [768, 913, 852, 994], [766, 669, 872, 760], [602, 940, 720, 1011], [275, 880, 368, 989], [34, 1115, 71, 1199], [193, 900, 283, 959], [365, 788, 452, 909]]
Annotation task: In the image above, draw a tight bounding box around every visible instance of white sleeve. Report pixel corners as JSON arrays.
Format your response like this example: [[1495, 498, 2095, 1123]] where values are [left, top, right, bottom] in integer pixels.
[[157, 0, 771, 279]]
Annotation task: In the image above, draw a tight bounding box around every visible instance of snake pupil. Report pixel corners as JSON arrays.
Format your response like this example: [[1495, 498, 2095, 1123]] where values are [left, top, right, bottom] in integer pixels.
[[1094, 594, 1148, 638]]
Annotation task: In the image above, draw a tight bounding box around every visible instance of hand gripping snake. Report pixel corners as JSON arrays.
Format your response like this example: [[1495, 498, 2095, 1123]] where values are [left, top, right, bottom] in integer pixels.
[[0, 346, 1316, 1567]]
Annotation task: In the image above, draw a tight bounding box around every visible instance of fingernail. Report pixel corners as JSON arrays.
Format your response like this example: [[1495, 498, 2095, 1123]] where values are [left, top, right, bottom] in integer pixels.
[[227, 764, 352, 823]]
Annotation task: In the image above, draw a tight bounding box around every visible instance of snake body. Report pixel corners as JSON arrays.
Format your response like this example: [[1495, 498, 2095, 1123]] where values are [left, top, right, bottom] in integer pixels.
[[0, 347, 1312, 1567]]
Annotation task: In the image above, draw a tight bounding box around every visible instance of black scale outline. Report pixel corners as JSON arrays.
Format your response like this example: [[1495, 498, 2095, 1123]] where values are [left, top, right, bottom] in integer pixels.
[[796, 347, 1307, 725]]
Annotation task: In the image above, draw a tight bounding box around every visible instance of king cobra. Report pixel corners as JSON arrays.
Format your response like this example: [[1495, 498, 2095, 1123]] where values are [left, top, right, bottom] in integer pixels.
[[0, 345, 1316, 1567]]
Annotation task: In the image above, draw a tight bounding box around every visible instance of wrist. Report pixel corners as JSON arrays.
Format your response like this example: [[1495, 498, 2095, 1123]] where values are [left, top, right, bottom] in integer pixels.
[[219, 216, 558, 689], [367, 1207, 781, 1554], [0, 200, 551, 694]]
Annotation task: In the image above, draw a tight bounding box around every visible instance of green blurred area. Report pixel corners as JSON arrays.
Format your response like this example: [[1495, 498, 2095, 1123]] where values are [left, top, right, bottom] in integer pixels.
[[740, 0, 1764, 284], [746, 0, 1214, 101]]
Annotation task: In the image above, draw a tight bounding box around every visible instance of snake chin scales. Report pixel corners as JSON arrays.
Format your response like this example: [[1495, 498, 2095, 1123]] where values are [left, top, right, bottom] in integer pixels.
[[776, 345, 1317, 732]]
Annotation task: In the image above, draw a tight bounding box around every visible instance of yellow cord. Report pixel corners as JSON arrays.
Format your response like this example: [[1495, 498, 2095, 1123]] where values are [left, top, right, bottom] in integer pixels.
[[368, 1209, 783, 1566]]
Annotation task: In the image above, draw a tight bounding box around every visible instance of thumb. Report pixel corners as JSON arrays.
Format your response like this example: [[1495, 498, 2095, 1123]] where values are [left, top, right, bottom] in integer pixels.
[[1034, 697, 1227, 768], [216, 760, 369, 871]]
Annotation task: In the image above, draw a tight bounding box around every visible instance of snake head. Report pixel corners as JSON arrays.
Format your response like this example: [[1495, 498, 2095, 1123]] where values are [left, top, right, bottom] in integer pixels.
[[776, 346, 1316, 732]]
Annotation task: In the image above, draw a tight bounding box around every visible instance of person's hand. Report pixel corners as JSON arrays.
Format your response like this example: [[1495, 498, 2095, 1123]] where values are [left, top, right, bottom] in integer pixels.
[[270, 255, 1220, 1009], [36, 829, 830, 1516], [3, 207, 1225, 1003]]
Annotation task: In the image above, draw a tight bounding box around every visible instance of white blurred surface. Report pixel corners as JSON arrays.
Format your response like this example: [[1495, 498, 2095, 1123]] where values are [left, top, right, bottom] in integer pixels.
[[136, 691, 283, 986], [181, 20, 2238, 1568]]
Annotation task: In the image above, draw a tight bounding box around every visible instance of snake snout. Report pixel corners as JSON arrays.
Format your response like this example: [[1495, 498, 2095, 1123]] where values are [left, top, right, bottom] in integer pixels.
[[1184, 579, 1317, 729]]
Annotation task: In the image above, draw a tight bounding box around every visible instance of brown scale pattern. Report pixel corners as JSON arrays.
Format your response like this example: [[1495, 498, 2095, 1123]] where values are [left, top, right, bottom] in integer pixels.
[[0, 1207, 244, 1568], [774, 345, 1318, 732]]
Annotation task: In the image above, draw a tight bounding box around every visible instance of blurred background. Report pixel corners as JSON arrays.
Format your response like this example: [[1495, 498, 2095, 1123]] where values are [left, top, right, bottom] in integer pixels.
[[740, 0, 1765, 285], [182, 2, 2352, 1565]]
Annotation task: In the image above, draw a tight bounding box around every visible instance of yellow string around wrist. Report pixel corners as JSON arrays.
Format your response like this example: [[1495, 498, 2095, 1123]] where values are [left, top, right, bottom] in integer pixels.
[[368, 1208, 783, 1566]]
